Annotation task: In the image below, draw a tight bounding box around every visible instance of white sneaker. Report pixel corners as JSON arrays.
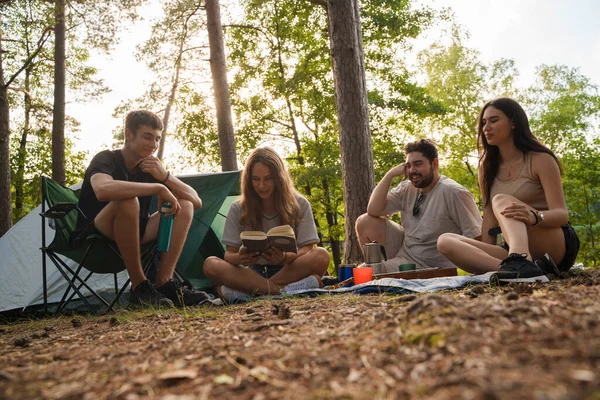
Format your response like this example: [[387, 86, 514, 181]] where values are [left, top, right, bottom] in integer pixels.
[[281, 275, 322, 294], [219, 285, 253, 304]]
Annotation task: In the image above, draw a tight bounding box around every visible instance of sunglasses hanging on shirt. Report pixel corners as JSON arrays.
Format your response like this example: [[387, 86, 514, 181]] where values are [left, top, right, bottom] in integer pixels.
[[413, 191, 425, 217]]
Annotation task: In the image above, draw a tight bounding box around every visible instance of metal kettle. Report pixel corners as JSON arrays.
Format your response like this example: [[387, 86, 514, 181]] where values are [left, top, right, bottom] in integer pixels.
[[363, 242, 386, 274]]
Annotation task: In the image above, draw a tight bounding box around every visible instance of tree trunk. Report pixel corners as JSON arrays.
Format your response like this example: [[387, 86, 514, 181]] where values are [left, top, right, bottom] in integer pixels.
[[157, 89, 175, 161], [322, 178, 342, 268], [15, 68, 32, 219], [157, 9, 191, 162], [0, 23, 12, 236], [52, 0, 66, 184], [205, 0, 237, 171], [157, 54, 182, 161], [327, 0, 374, 263]]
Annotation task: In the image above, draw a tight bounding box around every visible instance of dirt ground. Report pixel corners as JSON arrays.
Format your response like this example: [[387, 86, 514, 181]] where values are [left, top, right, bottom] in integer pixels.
[[1, 269, 599, 400]]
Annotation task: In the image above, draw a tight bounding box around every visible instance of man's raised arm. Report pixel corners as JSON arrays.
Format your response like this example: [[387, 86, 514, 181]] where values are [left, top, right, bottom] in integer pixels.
[[138, 157, 202, 210], [91, 173, 167, 202], [367, 164, 405, 216], [162, 175, 202, 210]]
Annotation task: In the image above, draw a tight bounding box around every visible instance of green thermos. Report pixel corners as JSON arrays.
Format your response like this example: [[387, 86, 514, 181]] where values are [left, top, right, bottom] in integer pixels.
[[157, 202, 173, 252]]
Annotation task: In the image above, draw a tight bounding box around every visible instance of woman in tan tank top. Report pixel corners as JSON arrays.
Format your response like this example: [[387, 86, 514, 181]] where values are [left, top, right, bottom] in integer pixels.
[[438, 97, 579, 283]]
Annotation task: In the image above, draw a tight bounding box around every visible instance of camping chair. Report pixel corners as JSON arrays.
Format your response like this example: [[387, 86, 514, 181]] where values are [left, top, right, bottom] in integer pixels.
[[40, 176, 156, 314]]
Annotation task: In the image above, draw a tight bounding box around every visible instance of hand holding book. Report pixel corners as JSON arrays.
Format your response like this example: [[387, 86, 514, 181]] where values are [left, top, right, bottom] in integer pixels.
[[238, 247, 261, 266], [262, 246, 286, 265], [240, 225, 298, 254]]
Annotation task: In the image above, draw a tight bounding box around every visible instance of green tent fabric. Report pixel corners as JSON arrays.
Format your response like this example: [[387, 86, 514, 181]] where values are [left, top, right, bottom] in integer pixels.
[[155, 171, 241, 290]]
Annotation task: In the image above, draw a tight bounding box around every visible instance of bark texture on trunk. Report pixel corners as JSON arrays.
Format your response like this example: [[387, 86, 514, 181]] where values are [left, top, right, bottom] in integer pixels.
[[0, 72, 12, 237], [52, 0, 66, 184], [157, 49, 182, 161], [206, 0, 238, 171], [0, 13, 12, 237], [15, 68, 31, 217], [327, 0, 374, 263]]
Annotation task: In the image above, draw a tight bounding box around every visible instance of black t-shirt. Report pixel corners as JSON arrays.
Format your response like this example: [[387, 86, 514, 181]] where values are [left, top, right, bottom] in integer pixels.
[[76, 149, 158, 232]]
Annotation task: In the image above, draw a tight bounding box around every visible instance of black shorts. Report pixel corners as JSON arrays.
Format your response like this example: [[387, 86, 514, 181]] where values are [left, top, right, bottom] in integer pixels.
[[248, 264, 283, 279], [71, 217, 149, 248], [501, 223, 580, 271]]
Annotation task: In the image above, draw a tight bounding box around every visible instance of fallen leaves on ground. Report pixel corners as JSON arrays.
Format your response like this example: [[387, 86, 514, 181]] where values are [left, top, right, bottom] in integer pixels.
[[1, 268, 599, 399]]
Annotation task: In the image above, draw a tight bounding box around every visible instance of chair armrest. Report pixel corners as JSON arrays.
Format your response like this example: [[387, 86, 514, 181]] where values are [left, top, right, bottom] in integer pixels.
[[40, 202, 79, 219]]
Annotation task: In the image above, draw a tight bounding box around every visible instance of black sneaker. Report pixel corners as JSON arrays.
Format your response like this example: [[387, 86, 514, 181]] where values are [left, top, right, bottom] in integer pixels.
[[157, 279, 211, 307], [491, 253, 550, 284], [128, 280, 175, 308], [535, 253, 561, 276]]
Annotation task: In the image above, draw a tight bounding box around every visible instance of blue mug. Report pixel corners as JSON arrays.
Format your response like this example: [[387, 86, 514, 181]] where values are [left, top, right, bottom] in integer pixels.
[[337, 264, 355, 286]]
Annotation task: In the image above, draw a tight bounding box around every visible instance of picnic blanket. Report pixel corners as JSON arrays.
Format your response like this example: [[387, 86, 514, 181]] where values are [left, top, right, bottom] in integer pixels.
[[283, 272, 495, 297], [205, 273, 495, 306]]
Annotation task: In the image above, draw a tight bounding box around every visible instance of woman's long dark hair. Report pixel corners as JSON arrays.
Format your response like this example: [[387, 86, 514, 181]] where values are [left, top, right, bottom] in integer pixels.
[[477, 97, 561, 205]]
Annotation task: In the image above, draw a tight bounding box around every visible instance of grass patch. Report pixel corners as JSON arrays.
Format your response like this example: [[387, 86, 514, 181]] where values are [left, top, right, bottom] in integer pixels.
[[403, 327, 447, 347]]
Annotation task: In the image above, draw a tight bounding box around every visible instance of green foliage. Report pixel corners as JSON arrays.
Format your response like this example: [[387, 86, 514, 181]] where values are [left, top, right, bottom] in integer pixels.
[[416, 23, 600, 264], [522, 65, 600, 266], [2, 0, 143, 225], [66, 0, 145, 53], [562, 137, 600, 267], [9, 129, 86, 222], [417, 25, 519, 199], [114, 0, 218, 167], [524, 65, 600, 154], [175, 87, 222, 170], [225, 0, 446, 265]]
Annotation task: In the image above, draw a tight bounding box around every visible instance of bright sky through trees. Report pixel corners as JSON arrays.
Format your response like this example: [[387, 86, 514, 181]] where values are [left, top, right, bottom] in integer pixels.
[[69, 0, 600, 158]]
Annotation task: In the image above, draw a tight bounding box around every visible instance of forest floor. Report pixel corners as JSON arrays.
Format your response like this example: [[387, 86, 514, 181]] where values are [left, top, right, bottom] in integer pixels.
[[1, 268, 599, 400]]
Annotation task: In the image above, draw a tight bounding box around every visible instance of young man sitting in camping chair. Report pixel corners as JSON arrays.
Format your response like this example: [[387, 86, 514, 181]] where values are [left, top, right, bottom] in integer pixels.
[[73, 110, 205, 307]]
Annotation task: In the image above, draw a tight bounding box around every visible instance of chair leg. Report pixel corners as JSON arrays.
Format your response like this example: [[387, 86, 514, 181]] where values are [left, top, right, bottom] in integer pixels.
[[114, 273, 118, 295], [41, 206, 48, 314], [46, 252, 97, 314], [48, 252, 112, 311], [41, 249, 49, 314], [57, 270, 94, 314], [107, 277, 131, 311], [56, 263, 86, 311]]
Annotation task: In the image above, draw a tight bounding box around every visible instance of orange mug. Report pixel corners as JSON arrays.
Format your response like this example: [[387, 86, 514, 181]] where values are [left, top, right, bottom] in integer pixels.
[[353, 267, 373, 285]]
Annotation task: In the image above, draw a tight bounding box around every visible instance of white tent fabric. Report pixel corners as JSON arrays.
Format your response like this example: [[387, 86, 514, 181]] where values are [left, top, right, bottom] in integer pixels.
[[0, 192, 129, 313]]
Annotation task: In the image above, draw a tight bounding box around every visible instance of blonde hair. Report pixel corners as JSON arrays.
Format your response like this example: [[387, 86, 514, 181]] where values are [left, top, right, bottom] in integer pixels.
[[240, 147, 301, 229]]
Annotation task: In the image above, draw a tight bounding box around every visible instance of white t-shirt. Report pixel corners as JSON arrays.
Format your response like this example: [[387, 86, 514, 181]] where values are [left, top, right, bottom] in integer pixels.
[[384, 176, 482, 269], [221, 193, 320, 265]]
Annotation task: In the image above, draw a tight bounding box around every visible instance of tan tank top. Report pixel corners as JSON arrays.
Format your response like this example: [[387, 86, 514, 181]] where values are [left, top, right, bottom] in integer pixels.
[[489, 152, 548, 211]]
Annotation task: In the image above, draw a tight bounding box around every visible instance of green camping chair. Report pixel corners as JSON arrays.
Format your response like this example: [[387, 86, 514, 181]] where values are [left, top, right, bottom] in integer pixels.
[[40, 176, 156, 314], [39, 171, 241, 313]]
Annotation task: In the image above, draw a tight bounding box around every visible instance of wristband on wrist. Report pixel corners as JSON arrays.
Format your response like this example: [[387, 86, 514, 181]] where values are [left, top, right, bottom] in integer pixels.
[[529, 209, 539, 226], [160, 171, 170, 184]]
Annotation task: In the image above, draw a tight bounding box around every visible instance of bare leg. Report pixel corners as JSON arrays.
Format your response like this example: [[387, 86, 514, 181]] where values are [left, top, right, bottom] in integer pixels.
[[438, 233, 509, 274], [492, 194, 532, 259], [355, 213, 387, 251], [492, 193, 567, 264], [93, 198, 146, 289], [203, 257, 282, 295], [142, 200, 194, 287], [269, 247, 330, 286]]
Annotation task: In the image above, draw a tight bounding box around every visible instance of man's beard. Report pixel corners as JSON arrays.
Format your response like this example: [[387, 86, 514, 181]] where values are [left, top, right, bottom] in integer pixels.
[[409, 169, 434, 188]]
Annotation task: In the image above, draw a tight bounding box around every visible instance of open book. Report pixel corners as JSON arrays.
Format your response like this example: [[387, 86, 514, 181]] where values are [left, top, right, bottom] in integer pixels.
[[240, 225, 297, 254]]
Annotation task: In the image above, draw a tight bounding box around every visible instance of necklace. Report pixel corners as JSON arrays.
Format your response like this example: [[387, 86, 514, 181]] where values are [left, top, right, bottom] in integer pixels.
[[501, 156, 523, 178]]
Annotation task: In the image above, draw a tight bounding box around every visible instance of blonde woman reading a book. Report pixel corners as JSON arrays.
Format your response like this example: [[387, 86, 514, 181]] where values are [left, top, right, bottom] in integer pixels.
[[203, 146, 330, 303]]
